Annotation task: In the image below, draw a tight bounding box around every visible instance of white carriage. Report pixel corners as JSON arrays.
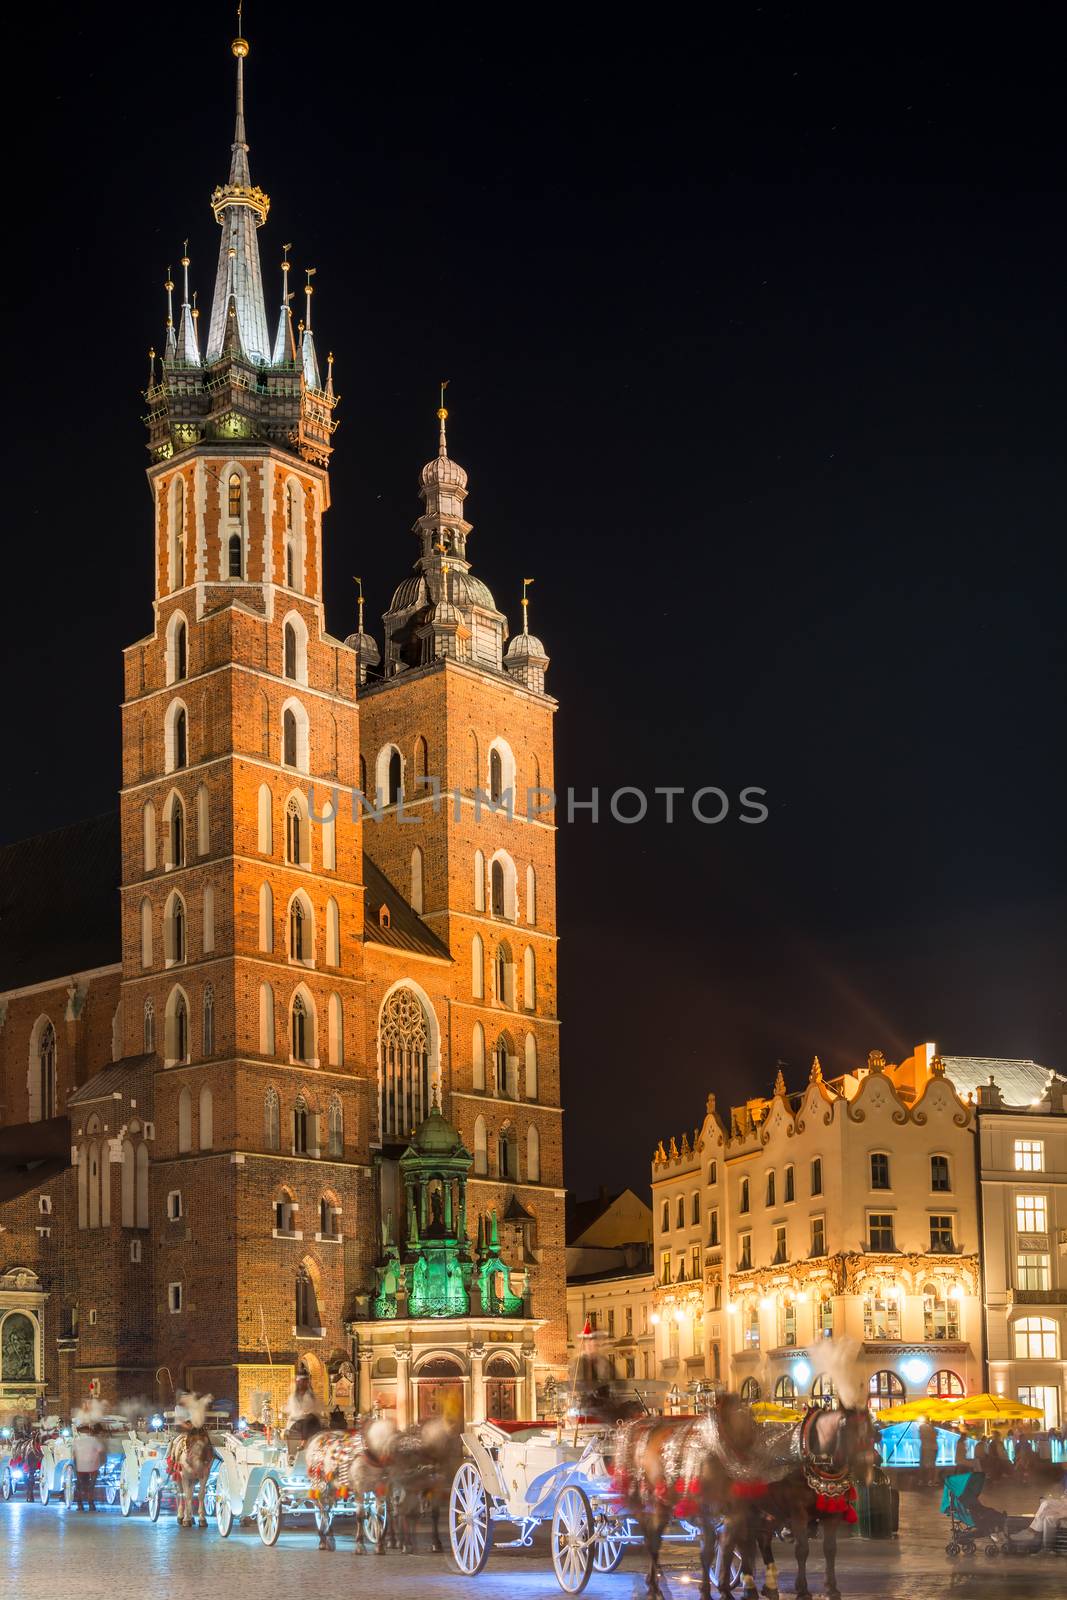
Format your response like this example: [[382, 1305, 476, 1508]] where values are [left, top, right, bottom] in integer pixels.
[[117, 1427, 177, 1520], [212, 1430, 386, 1547], [37, 1431, 73, 1505], [448, 1420, 742, 1594], [447, 1421, 637, 1593]]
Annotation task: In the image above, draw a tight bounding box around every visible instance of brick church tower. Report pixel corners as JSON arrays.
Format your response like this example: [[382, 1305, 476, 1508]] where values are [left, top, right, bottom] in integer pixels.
[[121, 34, 370, 1404], [0, 28, 564, 1423]]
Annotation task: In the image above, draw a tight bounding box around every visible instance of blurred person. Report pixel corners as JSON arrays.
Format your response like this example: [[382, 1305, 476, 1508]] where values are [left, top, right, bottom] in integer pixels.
[[918, 1418, 938, 1487], [71, 1424, 104, 1511]]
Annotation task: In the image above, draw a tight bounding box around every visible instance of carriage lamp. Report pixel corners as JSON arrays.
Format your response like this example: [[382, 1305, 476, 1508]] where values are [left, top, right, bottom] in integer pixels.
[[793, 1360, 812, 1386], [150, 1415, 164, 1431], [61, 1428, 71, 1439]]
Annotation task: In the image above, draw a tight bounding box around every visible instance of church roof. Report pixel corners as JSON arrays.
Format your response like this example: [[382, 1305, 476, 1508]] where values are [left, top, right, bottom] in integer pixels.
[[66, 1056, 155, 1107], [0, 814, 120, 992], [362, 856, 451, 961]]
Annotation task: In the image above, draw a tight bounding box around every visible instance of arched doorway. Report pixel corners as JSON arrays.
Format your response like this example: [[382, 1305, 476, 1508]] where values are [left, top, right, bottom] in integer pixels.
[[484, 1354, 520, 1422], [415, 1356, 464, 1423]]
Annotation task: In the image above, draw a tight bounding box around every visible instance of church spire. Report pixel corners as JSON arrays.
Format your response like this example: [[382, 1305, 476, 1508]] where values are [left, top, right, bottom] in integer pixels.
[[271, 244, 295, 364], [163, 267, 176, 359], [301, 269, 321, 390], [175, 245, 201, 365], [205, 30, 271, 364]]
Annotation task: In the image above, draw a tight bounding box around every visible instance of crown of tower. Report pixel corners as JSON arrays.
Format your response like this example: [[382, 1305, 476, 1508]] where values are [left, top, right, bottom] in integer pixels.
[[372, 394, 549, 692], [142, 31, 338, 467]]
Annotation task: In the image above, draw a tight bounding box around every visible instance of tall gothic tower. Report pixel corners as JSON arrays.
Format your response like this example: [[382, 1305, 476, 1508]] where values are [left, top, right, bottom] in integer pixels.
[[122, 34, 371, 1405]]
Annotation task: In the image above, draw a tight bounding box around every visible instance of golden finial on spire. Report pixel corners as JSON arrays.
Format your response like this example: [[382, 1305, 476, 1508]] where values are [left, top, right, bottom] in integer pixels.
[[192, 291, 199, 320], [809, 1055, 823, 1083], [304, 267, 316, 330], [164, 267, 174, 329], [232, 0, 248, 56], [522, 577, 535, 632], [437, 380, 450, 455], [353, 575, 364, 632]]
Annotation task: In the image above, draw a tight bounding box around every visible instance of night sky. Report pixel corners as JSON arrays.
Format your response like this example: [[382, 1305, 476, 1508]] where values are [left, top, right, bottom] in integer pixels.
[[2, 7, 1063, 1196]]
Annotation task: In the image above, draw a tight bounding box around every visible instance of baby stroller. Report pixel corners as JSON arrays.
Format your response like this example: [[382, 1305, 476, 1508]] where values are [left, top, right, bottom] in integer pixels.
[[942, 1472, 1010, 1557]]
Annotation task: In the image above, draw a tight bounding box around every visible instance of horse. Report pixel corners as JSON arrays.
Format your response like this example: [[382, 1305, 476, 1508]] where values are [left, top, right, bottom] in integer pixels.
[[171, 1429, 216, 1528], [305, 1418, 395, 1552], [743, 1406, 877, 1600], [384, 1418, 463, 1553], [170, 1391, 217, 1529], [612, 1396, 761, 1600]]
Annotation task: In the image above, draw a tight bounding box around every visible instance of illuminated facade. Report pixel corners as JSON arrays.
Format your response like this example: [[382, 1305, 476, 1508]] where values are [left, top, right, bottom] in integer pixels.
[[651, 1044, 992, 1410]]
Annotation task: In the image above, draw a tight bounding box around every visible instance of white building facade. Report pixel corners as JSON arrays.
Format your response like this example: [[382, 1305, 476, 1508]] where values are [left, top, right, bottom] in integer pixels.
[[973, 1069, 1067, 1430], [652, 1046, 986, 1410]]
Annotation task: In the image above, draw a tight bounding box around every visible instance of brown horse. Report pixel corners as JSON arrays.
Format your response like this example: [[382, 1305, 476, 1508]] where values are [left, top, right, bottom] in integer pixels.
[[721, 1407, 877, 1600], [172, 1429, 217, 1528], [612, 1397, 761, 1600], [384, 1418, 463, 1553]]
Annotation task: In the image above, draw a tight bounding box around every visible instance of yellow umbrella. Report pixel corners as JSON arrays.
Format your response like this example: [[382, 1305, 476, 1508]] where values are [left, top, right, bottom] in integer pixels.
[[877, 1398, 961, 1424], [751, 1401, 805, 1423], [942, 1395, 1043, 1423]]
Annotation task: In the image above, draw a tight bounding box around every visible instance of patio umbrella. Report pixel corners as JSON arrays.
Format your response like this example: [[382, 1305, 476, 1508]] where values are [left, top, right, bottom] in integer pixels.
[[877, 1398, 960, 1424], [751, 1402, 805, 1423], [942, 1395, 1043, 1424]]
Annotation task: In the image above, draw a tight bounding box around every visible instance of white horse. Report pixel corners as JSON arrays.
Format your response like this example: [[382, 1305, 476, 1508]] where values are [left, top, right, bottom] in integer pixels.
[[171, 1392, 216, 1529]]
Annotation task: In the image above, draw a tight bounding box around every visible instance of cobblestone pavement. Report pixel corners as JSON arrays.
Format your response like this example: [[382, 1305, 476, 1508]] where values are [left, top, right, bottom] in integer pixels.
[[2, 1491, 1065, 1600]]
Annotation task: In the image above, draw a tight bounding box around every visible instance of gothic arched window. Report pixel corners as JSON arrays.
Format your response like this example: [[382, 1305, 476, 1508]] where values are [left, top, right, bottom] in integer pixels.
[[295, 1263, 318, 1330], [292, 995, 309, 1062], [283, 708, 298, 768], [387, 748, 402, 806], [37, 1021, 57, 1122], [293, 1093, 309, 1152], [379, 988, 431, 1142], [285, 795, 302, 864], [228, 472, 242, 518], [284, 621, 298, 681], [489, 747, 503, 803], [143, 997, 155, 1053], [175, 619, 187, 680], [228, 531, 243, 578], [491, 859, 505, 917], [289, 897, 308, 962], [174, 707, 187, 769]]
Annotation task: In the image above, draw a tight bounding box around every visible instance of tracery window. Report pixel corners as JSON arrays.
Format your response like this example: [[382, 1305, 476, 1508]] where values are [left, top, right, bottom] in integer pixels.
[[202, 984, 215, 1056], [265, 1086, 280, 1151], [37, 1021, 57, 1121], [228, 472, 242, 518], [379, 988, 430, 1142], [292, 995, 309, 1062]]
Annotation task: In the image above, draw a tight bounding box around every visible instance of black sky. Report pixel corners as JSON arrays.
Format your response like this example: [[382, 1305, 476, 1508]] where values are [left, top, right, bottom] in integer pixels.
[[1, 6, 1063, 1195]]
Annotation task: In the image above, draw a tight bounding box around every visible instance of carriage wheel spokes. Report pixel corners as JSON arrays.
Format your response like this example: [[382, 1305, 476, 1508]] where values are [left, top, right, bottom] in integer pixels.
[[552, 1485, 595, 1595], [215, 1483, 234, 1537], [592, 1511, 626, 1573], [119, 1476, 132, 1517], [257, 1476, 282, 1546], [147, 1468, 162, 1523], [62, 1464, 76, 1510], [449, 1462, 493, 1575]]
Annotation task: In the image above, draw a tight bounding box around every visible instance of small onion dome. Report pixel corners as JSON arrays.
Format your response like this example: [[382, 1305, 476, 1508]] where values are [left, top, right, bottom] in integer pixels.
[[344, 626, 381, 669], [410, 1101, 466, 1157], [420, 451, 468, 490], [506, 629, 548, 664], [450, 569, 497, 610], [389, 573, 430, 612]]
